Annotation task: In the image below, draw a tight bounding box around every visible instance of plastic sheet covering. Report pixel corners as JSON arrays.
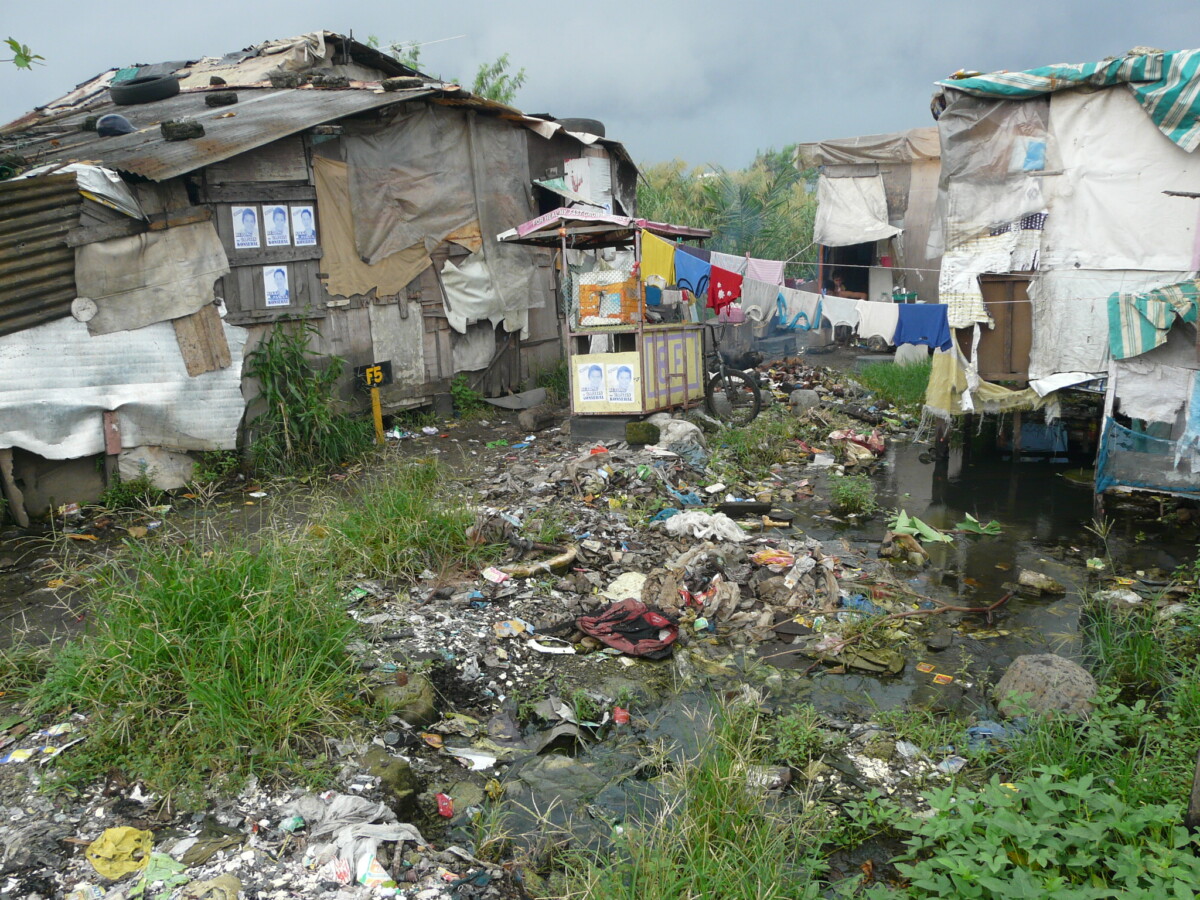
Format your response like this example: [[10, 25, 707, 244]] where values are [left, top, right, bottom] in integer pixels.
[[1027, 269, 1192, 380], [796, 127, 940, 167], [814, 174, 900, 247], [345, 107, 538, 334], [1040, 89, 1200, 271], [313, 157, 432, 299], [924, 347, 1043, 420], [439, 254, 502, 334], [345, 106, 478, 264], [929, 93, 1051, 255], [0, 317, 247, 460], [1096, 414, 1200, 498], [17, 163, 143, 219], [1112, 325, 1198, 423], [76, 222, 229, 336]]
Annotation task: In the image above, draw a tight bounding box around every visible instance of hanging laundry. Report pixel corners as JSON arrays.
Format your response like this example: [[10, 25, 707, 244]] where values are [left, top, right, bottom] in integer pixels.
[[894, 303, 953, 350], [708, 266, 743, 313], [677, 244, 711, 262], [777, 287, 822, 331], [740, 278, 780, 322], [1107, 278, 1200, 360], [674, 247, 711, 297], [745, 257, 785, 286], [710, 251, 748, 276], [856, 300, 900, 344], [821, 295, 860, 328], [640, 231, 676, 287]]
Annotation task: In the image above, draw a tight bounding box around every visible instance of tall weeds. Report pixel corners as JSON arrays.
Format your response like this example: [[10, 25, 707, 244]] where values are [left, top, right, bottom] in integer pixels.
[[36, 540, 356, 797], [246, 319, 373, 475]]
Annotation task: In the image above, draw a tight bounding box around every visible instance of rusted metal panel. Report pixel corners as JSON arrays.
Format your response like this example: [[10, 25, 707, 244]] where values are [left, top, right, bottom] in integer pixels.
[[0, 174, 80, 338], [2, 88, 433, 183]]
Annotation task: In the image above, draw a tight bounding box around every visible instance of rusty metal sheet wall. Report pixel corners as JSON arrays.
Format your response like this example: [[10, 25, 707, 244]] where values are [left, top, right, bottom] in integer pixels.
[[0, 174, 80, 338]]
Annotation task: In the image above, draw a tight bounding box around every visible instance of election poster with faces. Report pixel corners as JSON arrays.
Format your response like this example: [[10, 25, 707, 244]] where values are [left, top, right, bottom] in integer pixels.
[[263, 266, 290, 307], [264, 204, 291, 247], [232, 206, 260, 249], [606, 364, 635, 403], [291, 205, 317, 246], [578, 363, 606, 402]]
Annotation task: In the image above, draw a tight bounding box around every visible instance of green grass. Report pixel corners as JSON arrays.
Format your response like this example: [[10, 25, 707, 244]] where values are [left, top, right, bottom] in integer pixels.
[[713, 408, 802, 476], [857, 359, 932, 413], [320, 458, 501, 582], [534, 359, 569, 405], [564, 702, 823, 899], [829, 473, 878, 516], [34, 539, 356, 800]]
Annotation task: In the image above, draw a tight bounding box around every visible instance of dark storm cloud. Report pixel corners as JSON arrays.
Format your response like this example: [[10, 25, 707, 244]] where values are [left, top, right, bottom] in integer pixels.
[[3, 1, 1196, 168]]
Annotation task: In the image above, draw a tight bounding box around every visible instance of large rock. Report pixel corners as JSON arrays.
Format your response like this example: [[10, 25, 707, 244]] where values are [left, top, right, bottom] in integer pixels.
[[361, 746, 419, 818], [789, 389, 820, 411], [993, 654, 1097, 718], [372, 673, 438, 726]]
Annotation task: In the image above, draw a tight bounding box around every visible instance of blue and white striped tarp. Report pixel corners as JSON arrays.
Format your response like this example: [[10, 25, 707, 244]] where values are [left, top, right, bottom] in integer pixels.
[[938, 50, 1200, 152]]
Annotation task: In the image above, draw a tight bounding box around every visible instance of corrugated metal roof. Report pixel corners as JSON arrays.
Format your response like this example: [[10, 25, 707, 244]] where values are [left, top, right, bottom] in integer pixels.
[[0, 174, 80, 338], [1, 86, 434, 183]]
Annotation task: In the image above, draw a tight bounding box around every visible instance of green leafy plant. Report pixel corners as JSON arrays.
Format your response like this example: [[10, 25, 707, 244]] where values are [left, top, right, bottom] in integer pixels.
[[246, 319, 373, 475], [954, 512, 1002, 535], [472, 52, 526, 104], [99, 466, 158, 510], [867, 770, 1200, 899], [191, 450, 240, 485], [534, 359, 569, 405], [829, 474, 877, 516], [450, 373, 486, 417], [888, 509, 952, 543], [770, 707, 825, 768], [4, 38, 43, 70]]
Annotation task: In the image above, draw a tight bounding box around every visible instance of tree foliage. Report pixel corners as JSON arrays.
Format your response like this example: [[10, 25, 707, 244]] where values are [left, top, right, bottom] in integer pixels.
[[4, 38, 42, 70], [471, 52, 525, 105], [637, 148, 819, 279]]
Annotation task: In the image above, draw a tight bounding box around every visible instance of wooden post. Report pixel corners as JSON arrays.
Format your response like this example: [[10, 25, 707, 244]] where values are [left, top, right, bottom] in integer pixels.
[[370, 387, 384, 445]]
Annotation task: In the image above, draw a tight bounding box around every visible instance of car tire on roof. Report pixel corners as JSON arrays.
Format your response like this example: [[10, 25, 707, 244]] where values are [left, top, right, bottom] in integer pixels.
[[110, 74, 180, 106]]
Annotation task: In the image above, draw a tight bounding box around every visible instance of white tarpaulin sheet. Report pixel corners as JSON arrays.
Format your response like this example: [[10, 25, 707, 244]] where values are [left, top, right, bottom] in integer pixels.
[[439, 254, 502, 334], [18, 163, 143, 219], [0, 317, 247, 459], [1112, 325, 1200, 424], [1027, 269, 1191, 379], [815, 174, 900, 247], [1041, 88, 1200, 272], [76, 222, 230, 336]]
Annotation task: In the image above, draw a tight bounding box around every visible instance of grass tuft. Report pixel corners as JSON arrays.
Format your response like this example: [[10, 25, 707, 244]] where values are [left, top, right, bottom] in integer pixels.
[[830, 474, 878, 516], [34, 539, 356, 799], [857, 360, 931, 413], [565, 702, 823, 899], [320, 459, 500, 583]]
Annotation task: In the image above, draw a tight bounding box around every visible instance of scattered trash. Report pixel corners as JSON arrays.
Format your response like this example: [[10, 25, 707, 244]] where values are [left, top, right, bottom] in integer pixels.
[[481, 566, 511, 584], [435, 793, 454, 817], [86, 826, 153, 879], [577, 598, 679, 658], [492, 619, 534, 638], [663, 510, 750, 542], [1017, 568, 1067, 595]]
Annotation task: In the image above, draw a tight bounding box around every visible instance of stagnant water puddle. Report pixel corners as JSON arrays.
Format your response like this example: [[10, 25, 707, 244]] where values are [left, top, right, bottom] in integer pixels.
[[496, 439, 1200, 856]]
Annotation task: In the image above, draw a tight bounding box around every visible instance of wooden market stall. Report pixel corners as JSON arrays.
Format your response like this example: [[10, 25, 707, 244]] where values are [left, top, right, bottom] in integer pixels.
[[498, 208, 713, 416]]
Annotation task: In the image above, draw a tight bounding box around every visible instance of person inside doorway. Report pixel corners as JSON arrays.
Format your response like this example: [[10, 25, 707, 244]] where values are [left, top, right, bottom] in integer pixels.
[[827, 270, 867, 300]]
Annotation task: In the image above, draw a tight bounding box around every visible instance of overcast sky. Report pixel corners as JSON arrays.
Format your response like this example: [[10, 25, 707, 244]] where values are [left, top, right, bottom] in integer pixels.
[[4, 2, 1197, 169]]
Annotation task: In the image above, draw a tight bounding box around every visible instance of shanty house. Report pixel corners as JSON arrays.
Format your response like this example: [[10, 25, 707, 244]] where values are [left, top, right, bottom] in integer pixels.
[[795, 128, 941, 304], [0, 31, 637, 521], [922, 49, 1200, 500]]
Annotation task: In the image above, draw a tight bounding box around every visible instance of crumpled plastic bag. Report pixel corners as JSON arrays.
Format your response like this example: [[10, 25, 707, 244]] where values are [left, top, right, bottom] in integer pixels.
[[284, 792, 425, 872], [182, 874, 241, 900], [86, 826, 152, 880], [664, 510, 749, 543]]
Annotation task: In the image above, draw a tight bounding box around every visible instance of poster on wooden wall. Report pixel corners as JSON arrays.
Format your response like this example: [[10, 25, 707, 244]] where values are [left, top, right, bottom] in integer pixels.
[[264, 204, 291, 247], [291, 206, 317, 246], [263, 266, 291, 307], [232, 206, 260, 249]]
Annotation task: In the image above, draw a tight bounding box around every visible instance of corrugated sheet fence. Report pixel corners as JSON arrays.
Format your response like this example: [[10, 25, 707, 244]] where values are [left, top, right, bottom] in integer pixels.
[[0, 174, 80, 338]]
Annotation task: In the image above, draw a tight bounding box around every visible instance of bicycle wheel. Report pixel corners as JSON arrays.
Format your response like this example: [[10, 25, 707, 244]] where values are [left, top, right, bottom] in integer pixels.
[[705, 368, 762, 426]]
